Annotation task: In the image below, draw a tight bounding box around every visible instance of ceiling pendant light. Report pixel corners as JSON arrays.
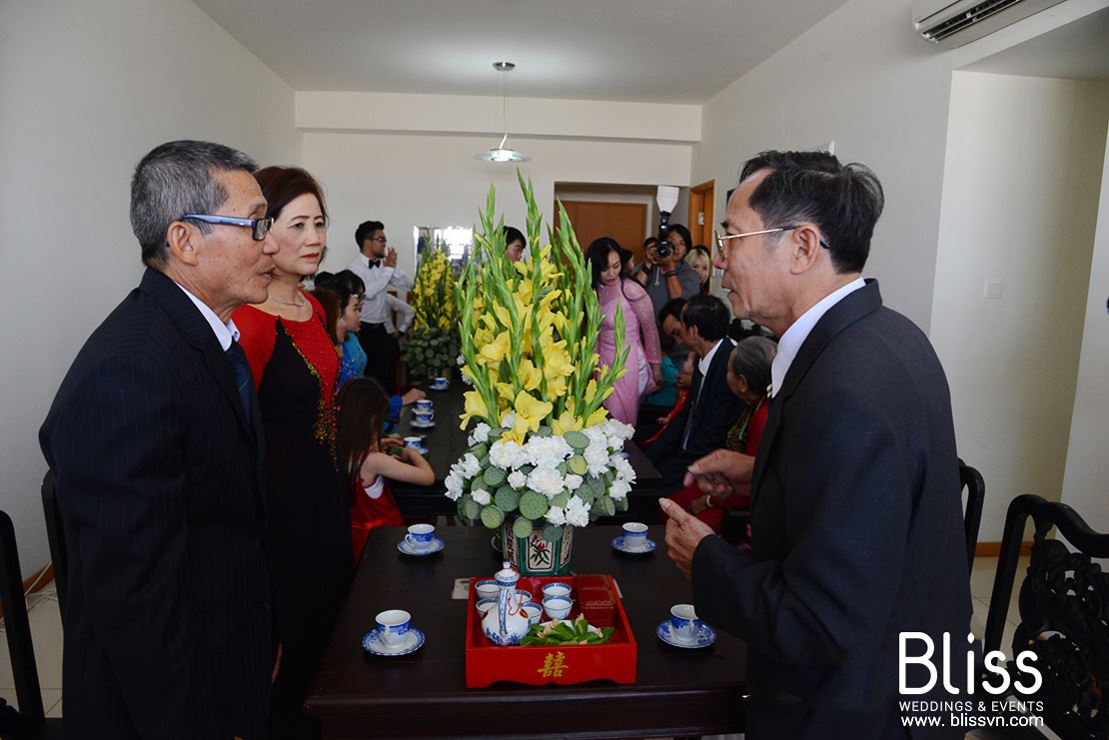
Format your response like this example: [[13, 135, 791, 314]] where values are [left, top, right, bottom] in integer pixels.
[[474, 62, 530, 163]]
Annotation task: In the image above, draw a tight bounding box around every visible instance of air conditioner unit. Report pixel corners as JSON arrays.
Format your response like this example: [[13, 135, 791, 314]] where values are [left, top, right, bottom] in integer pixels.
[[912, 0, 1068, 48]]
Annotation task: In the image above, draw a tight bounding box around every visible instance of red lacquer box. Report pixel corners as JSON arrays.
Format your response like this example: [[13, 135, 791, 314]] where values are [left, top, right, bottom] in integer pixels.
[[464, 574, 637, 688]]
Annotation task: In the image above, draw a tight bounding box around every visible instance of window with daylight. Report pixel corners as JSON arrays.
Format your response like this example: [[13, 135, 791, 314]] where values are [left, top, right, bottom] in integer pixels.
[[413, 226, 472, 268]]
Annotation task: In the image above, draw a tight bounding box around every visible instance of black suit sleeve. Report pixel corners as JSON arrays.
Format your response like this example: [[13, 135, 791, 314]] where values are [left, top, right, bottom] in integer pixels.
[[48, 355, 226, 738], [692, 387, 912, 676]]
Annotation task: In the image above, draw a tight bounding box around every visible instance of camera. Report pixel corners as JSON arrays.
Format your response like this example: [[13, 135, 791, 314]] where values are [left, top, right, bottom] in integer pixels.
[[655, 210, 673, 259]]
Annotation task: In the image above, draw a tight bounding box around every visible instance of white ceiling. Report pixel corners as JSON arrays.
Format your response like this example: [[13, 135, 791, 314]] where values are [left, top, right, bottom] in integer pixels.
[[962, 7, 1109, 81], [191, 0, 851, 104]]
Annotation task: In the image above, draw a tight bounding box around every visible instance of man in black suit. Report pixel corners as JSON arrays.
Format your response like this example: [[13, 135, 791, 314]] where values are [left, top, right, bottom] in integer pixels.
[[646, 294, 741, 489], [40, 140, 280, 739], [661, 151, 971, 739]]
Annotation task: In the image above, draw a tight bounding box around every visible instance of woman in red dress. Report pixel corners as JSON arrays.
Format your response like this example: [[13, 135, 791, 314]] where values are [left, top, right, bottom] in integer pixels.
[[335, 378, 434, 565], [662, 336, 777, 533], [232, 166, 351, 740]]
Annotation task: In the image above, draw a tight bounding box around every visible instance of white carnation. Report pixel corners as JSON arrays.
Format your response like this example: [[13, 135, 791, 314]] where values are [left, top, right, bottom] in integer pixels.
[[545, 506, 567, 525], [467, 423, 491, 446], [507, 471, 528, 490], [444, 471, 464, 501], [471, 487, 491, 506], [564, 495, 591, 527], [584, 443, 610, 476], [501, 412, 516, 429], [602, 418, 634, 445], [527, 467, 565, 498], [525, 435, 572, 468], [612, 454, 636, 483], [608, 479, 631, 500], [564, 474, 584, 491], [489, 440, 525, 470], [459, 453, 481, 479]]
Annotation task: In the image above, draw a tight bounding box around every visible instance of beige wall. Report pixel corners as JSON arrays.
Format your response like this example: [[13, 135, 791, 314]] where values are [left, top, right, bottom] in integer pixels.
[[0, 0, 298, 574], [932, 72, 1109, 540]]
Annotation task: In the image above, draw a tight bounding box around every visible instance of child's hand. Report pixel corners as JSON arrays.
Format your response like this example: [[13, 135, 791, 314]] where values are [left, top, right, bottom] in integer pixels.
[[380, 435, 403, 450]]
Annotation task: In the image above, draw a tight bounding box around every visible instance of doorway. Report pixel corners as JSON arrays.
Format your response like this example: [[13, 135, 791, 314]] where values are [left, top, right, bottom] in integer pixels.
[[688, 180, 716, 249]]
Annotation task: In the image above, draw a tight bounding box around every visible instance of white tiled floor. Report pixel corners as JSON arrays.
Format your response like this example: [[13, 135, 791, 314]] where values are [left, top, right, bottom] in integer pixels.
[[0, 556, 1039, 733]]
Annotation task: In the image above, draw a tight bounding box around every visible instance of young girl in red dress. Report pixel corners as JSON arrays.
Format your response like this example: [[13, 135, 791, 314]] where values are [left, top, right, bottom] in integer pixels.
[[335, 378, 434, 565]]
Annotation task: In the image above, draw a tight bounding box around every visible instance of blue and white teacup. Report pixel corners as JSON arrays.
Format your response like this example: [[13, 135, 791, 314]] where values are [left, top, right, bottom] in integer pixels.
[[474, 580, 500, 601], [431, 376, 449, 389], [542, 582, 571, 600], [622, 522, 649, 551], [475, 598, 498, 616], [414, 409, 435, 425], [403, 436, 423, 449], [669, 603, 702, 644], [543, 596, 573, 621], [375, 609, 411, 648], [415, 399, 433, 414], [405, 523, 435, 552], [521, 602, 542, 626]]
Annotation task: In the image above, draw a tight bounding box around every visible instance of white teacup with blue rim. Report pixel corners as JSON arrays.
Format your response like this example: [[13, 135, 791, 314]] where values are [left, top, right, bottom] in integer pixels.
[[404, 523, 435, 552], [542, 582, 571, 600], [431, 376, 449, 390], [622, 522, 649, 551], [375, 609, 411, 648], [475, 579, 500, 601], [403, 436, 423, 449], [543, 596, 573, 621], [415, 399, 433, 414], [669, 603, 703, 644], [475, 598, 497, 616], [521, 602, 542, 626], [414, 409, 435, 425]]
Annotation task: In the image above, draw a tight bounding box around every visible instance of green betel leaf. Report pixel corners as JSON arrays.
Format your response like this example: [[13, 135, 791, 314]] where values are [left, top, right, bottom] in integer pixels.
[[470, 443, 489, 460], [564, 431, 590, 450], [483, 466, 507, 488], [541, 523, 563, 542], [494, 486, 520, 513], [567, 455, 588, 476], [589, 505, 603, 522], [575, 488, 595, 506], [615, 496, 629, 513], [459, 495, 480, 521], [512, 516, 534, 539], [551, 492, 571, 508], [518, 490, 549, 520], [598, 496, 616, 517], [479, 504, 505, 529], [535, 426, 553, 437]]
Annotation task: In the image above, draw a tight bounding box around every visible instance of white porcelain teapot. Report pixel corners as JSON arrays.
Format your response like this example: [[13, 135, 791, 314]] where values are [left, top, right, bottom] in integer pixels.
[[481, 560, 530, 646]]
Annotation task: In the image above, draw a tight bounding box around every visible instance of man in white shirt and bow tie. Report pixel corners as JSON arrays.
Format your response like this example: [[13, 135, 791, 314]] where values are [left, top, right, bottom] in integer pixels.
[[347, 220, 411, 392]]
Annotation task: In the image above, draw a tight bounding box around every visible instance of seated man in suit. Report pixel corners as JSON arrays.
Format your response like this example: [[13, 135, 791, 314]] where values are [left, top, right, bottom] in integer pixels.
[[661, 150, 971, 739], [645, 294, 741, 489], [40, 140, 278, 739]]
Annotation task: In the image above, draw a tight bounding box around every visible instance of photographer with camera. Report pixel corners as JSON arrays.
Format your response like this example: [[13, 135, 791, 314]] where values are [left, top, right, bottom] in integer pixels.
[[645, 221, 701, 317]]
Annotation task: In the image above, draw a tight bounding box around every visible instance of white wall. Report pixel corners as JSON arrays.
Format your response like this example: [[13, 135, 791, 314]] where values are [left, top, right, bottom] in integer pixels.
[[1061, 120, 1109, 531], [304, 133, 692, 277], [931, 72, 1109, 540], [0, 0, 298, 577]]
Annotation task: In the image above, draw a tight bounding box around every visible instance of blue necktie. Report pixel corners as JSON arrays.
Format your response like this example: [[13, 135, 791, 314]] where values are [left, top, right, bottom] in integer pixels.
[[225, 341, 253, 419]]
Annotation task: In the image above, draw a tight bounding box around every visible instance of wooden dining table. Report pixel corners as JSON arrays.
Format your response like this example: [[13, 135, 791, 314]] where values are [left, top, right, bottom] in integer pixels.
[[304, 524, 747, 738], [392, 383, 665, 521]]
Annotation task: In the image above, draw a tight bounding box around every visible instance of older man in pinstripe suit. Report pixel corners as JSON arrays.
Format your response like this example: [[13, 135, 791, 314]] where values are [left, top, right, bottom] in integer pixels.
[[41, 141, 280, 739]]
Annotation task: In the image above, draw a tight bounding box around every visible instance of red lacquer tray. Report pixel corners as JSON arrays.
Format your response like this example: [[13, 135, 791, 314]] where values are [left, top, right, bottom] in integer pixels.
[[464, 574, 637, 688]]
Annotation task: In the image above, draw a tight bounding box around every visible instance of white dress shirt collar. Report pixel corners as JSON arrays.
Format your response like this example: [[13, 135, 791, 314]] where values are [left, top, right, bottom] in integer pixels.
[[175, 282, 240, 351], [698, 337, 728, 379], [770, 277, 866, 397]]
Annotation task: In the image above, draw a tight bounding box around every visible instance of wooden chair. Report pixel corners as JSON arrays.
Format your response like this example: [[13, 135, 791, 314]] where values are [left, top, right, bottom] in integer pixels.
[[0, 510, 63, 738], [39, 471, 66, 624], [959, 458, 985, 571], [984, 493, 1109, 739]]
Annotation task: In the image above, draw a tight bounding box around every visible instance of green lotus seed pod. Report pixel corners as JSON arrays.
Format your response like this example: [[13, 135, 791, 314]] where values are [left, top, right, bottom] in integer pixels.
[[598, 496, 616, 517], [518, 491, 549, 520], [541, 524, 563, 542], [494, 486, 520, 512], [482, 466, 507, 488], [564, 431, 590, 450], [551, 492, 571, 509], [568, 455, 588, 476], [512, 516, 534, 539], [479, 504, 504, 529], [459, 496, 480, 521]]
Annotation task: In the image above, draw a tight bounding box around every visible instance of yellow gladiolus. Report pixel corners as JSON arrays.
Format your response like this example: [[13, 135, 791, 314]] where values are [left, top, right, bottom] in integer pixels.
[[586, 407, 608, 426], [551, 406, 583, 436], [477, 331, 510, 366], [518, 358, 542, 391], [513, 390, 553, 434], [459, 390, 489, 428]]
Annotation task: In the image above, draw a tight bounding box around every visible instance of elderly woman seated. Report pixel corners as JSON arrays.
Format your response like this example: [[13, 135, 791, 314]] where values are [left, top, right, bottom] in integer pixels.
[[661, 336, 776, 534]]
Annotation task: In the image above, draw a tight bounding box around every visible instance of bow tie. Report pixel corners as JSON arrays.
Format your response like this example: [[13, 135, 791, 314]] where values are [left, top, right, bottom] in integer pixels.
[[368, 259, 382, 269]]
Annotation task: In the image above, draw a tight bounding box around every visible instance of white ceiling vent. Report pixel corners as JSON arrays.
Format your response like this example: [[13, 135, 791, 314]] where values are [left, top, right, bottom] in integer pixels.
[[913, 0, 1069, 48]]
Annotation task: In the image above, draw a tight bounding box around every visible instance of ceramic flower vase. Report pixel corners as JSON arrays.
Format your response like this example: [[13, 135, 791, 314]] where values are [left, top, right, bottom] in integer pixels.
[[499, 516, 574, 576]]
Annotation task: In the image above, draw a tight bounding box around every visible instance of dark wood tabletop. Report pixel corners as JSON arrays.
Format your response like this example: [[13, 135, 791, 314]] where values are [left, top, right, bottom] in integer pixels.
[[305, 524, 746, 739], [393, 384, 664, 521]]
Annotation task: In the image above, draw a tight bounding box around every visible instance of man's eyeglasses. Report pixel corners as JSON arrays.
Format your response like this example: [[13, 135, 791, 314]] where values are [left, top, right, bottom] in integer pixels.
[[182, 214, 274, 241], [370, 236, 388, 245], [713, 226, 829, 255]]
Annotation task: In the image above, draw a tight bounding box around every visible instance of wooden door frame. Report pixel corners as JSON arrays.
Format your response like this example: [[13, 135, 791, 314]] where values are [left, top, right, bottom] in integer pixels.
[[688, 180, 716, 249]]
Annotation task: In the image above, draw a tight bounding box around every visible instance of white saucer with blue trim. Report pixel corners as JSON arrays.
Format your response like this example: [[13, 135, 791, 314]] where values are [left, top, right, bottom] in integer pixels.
[[396, 536, 445, 556], [362, 627, 425, 656], [656, 620, 716, 649], [410, 419, 436, 429], [612, 536, 656, 554]]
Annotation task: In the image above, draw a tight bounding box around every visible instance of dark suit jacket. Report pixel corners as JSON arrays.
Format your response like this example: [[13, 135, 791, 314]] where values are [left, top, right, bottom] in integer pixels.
[[40, 268, 274, 739], [649, 337, 741, 482], [692, 281, 971, 739]]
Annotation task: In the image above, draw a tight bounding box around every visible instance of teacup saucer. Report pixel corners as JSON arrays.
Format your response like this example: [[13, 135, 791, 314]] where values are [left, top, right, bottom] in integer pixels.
[[362, 626, 426, 656], [655, 620, 716, 649], [612, 536, 656, 554], [397, 537, 445, 556], [410, 419, 436, 429], [429, 384, 449, 391]]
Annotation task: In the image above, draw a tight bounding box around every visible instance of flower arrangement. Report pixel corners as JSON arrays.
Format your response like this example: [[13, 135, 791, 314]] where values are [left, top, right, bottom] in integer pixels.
[[445, 174, 636, 545], [402, 243, 461, 377]]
